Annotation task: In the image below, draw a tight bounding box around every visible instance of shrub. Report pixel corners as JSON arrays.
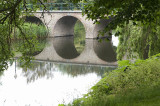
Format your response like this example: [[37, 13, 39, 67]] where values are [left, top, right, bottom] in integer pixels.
[[65, 53, 160, 106]]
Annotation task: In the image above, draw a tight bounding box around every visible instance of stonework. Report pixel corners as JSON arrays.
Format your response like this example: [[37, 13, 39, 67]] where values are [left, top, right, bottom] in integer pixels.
[[34, 38, 117, 66], [33, 11, 110, 38]]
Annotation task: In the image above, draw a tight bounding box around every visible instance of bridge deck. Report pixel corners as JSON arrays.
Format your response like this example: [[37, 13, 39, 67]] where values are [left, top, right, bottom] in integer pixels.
[[35, 10, 82, 13]]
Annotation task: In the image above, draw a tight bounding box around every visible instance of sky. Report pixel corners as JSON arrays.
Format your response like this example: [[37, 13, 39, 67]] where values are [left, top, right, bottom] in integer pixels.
[[112, 35, 119, 47]]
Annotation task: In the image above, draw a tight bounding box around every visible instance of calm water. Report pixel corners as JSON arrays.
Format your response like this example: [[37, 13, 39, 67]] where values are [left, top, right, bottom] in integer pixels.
[[0, 34, 117, 105], [0, 61, 115, 106]]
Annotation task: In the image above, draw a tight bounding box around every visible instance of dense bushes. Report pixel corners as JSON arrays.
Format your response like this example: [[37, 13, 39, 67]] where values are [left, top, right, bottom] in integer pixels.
[[62, 53, 160, 106]]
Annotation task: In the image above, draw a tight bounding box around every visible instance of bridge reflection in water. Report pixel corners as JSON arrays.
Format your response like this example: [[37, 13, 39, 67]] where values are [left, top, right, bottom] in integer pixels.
[[18, 61, 115, 84], [2, 59, 116, 106], [34, 36, 117, 66], [1, 36, 117, 106]]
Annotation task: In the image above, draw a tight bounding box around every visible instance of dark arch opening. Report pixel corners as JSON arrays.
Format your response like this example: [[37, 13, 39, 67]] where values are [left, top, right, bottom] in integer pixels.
[[25, 16, 43, 24]]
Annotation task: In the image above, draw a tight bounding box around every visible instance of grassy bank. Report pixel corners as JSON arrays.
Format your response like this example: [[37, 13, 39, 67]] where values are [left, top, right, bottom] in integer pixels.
[[13, 22, 48, 39], [60, 53, 160, 106]]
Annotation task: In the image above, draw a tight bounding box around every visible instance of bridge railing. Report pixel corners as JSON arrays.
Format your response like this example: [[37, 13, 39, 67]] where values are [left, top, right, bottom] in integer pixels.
[[27, 3, 88, 11]]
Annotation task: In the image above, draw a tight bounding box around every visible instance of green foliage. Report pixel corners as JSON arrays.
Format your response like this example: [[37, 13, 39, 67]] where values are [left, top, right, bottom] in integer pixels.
[[58, 104, 65, 106], [116, 21, 160, 60], [0, 0, 48, 71], [64, 53, 160, 106], [71, 0, 160, 39], [0, 70, 4, 85], [0, 24, 14, 71], [12, 38, 47, 56], [74, 20, 85, 53], [15, 34, 39, 67], [104, 85, 160, 106], [93, 55, 160, 94], [14, 23, 48, 38]]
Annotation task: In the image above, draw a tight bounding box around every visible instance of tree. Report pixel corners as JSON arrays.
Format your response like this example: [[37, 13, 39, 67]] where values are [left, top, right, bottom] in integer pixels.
[[0, 0, 49, 71], [116, 22, 160, 60], [71, 0, 160, 35], [0, 0, 160, 72], [71, 0, 160, 60]]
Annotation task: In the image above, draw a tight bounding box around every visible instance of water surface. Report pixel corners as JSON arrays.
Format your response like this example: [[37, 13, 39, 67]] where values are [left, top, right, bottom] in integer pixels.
[[0, 61, 115, 106]]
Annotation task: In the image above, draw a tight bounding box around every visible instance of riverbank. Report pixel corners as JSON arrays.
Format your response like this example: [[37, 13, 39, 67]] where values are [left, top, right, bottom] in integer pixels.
[[60, 53, 160, 106]]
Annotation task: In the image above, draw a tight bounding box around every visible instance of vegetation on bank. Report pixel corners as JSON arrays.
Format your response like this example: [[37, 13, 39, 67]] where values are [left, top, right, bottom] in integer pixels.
[[9, 22, 48, 68], [74, 20, 85, 54], [116, 21, 160, 60], [14, 22, 48, 39], [59, 53, 160, 106]]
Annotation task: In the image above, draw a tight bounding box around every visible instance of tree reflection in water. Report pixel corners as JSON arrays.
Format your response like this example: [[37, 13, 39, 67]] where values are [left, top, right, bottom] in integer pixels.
[[17, 61, 54, 83], [16, 60, 116, 83], [12, 38, 47, 57], [55, 63, 115, 77], [0, 71, 4, 85]]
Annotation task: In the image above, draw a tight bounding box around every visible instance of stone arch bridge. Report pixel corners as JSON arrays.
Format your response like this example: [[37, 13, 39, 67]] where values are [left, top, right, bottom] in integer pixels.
[[21, 10, 117, 66], [32, 10, 111, 38]]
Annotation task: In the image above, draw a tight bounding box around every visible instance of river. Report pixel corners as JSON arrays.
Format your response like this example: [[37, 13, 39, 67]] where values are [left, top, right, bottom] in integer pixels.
[[0, 35, 118, 106]]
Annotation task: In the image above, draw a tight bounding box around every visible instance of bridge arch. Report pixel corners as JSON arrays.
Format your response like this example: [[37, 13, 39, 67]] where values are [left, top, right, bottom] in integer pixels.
[[53, 15, 86, 37]]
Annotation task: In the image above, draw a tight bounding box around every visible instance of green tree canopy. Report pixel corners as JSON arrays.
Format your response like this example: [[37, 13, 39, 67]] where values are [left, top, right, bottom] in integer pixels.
[[71, 0, 160, 36], [71, 0, 160, 60], [0, 0, 49, 71]]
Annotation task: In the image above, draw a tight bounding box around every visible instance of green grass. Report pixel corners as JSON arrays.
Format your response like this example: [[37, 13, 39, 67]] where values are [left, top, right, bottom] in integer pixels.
[[104, 85, 160, 106], [61, 53, 160, 106]]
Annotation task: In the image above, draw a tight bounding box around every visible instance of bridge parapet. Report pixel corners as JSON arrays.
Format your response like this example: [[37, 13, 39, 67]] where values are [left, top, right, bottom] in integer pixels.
[[27, 3, 88, 11]]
